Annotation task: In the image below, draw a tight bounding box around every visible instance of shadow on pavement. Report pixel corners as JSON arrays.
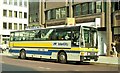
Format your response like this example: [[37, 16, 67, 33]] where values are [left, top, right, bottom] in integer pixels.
[[7, 56, 93, 65], [2, 63, 35, 71]]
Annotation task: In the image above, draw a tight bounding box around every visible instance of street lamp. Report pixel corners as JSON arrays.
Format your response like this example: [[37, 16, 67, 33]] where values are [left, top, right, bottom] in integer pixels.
[[106, 0, 112, 56]]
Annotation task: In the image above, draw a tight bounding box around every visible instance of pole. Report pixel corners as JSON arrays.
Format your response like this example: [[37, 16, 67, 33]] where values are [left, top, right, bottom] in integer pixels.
[[41, 0, 46, 27], [39, 0, 42, 26], [69, 0, 73, 18], [106, 0, 112, 56]]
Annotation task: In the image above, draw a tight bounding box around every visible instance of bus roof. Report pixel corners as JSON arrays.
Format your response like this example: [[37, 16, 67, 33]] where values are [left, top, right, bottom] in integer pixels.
[[10, 24, 96, 33]]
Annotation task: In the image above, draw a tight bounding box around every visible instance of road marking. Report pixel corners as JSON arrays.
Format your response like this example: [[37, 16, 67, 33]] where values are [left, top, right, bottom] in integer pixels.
[[38, 66, 51, 70], [39, 67, 45, 69], [75, 70, 80, 71], [0, 61, 4, 64], [46, 68, 50, 70]]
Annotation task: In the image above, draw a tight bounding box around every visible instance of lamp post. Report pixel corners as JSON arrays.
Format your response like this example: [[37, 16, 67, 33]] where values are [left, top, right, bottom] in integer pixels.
[[39, 0, 41, 26], [69, 0, 73, 18], [106, 0, 112, 56], [39, 0, 45, 27]]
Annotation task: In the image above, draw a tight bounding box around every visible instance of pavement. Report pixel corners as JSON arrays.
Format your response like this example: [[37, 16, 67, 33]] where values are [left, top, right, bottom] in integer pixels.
[[0, 51, 120, 65], [90, 56, 119, 65]]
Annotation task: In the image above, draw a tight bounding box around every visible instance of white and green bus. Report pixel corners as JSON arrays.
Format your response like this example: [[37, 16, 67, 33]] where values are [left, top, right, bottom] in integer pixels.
[[9, 25, 98, 63]]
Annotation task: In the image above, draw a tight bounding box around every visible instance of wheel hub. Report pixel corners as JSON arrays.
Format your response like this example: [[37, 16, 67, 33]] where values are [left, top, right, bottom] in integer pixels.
[[60, 55, 65, 61]]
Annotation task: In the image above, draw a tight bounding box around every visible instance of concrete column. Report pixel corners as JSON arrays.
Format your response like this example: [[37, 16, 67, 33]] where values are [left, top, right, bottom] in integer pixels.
[[39, 1, 42, 26], [69, 0, 73, 18], [106, 0, 112, 56], [41, 0, 46, 27], [113, 13, 117, 26], [0, 35, 2, 44], [0, 35, 1, 44], [101, 0, 105, 27]]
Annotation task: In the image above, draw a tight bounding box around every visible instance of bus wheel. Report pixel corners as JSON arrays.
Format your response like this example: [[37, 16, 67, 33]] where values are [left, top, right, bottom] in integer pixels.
[[58, 52, 67, 64], [20, 50, 26, 59]]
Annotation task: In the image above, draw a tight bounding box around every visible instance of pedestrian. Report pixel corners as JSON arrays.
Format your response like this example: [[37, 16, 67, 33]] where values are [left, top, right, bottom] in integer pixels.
[[111, 42, 118, 57]]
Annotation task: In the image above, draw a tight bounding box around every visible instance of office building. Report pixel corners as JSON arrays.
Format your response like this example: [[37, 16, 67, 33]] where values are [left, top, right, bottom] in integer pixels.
[[0, 0, 29, 44]]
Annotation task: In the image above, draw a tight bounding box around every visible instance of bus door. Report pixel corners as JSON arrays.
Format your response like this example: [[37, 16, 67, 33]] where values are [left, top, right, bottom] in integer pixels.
[[81, 27, 97, 48], [79, 26, 85, 48]]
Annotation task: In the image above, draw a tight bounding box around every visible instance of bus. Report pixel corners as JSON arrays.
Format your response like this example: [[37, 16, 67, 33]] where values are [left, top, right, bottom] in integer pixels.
[[9, 25, 98, 63]]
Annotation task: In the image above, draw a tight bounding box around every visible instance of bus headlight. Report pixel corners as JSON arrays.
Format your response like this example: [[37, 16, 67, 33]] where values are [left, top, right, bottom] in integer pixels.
[[87, 53, 90, 55], [80, 52, 84, 56], [80, 52, 87, 56], [95, 53, 98, 55]]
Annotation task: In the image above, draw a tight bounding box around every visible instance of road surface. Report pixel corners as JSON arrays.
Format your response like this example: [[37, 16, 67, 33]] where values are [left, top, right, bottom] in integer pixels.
[[0, 55, 119, 73]]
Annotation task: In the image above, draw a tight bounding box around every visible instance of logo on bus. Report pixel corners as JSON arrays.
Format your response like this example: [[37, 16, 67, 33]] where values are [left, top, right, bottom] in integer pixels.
[[53, 42, 68, 46]]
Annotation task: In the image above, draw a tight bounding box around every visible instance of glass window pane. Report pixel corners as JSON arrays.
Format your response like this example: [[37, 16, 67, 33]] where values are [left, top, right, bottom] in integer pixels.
[[3, 10, 7, 16], [24, 0, 27, 7], [3, 0, 7, 4], [56, 9, 60, 19], [24, 12, 27, 18], [61, 7, 66, 18], [14, 0, 17, 5], [24, 24, 27, 29], [81, 3, 88, 15], [96, 1, 102, 13], [19, 12, 22, 18], [74, 4, 81, 16], [89, 2, 95, 14], [14, 11, 17, 18], [9, 0, 13, 5], [41, 29, 54, 40], [19, 24, 22, 30], [29, 30, 36, 41], [14, 32, 20, 41], [9, 10, 12, 17], [19, 0, 22, 6], [47, 10, 51, 20], [9, 23, 12, 29], [14, 23, 17, 30], [51, 9, 56, 19], [3, 22, 7, 29]]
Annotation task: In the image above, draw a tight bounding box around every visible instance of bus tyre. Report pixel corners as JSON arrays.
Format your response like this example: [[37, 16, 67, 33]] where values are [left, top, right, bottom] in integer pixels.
[[20, 50, 26, 59], [58, 52, 67, 64]]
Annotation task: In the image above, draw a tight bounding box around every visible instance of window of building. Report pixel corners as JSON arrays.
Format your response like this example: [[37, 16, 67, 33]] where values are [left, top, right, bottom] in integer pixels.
[[89, 2, 95, 14], [9, 0, 13, 5], [24, 12, 27, 18], [3, 0, 7, 4], [19, 0, 22, 6], [9, 10, 12, 17], [9, 23, 12, 29], [24, 24, 27, 29], [56, 9, 60, 19], [14, 0, 17, 5], [118, 0, 120, 10], [14, 23, 17, 30], [47, 10, 51, 20], [96, 1, 102, 13], [74, 4, 81, 16], [24, 0, 27, 7], [81, 3, 88, 15], [44, 2, 46, 9], [61, 7, 66, 18], [51, 9, 56, 19], [19, 12, 22, 18], [14, 11, 17, 18], [3, 22, 7, 29], [3, 10, 7, 17], [67, 7, 69, 17], [19, 24, 22, 30]]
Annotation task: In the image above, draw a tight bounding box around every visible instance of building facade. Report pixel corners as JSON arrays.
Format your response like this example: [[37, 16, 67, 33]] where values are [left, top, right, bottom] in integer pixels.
[[0, 0, 29, 45], [29, 0, 120, 55]]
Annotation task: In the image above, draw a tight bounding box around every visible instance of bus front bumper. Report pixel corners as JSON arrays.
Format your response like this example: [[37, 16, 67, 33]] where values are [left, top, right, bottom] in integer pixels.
[[80, 56, 98, 61]]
